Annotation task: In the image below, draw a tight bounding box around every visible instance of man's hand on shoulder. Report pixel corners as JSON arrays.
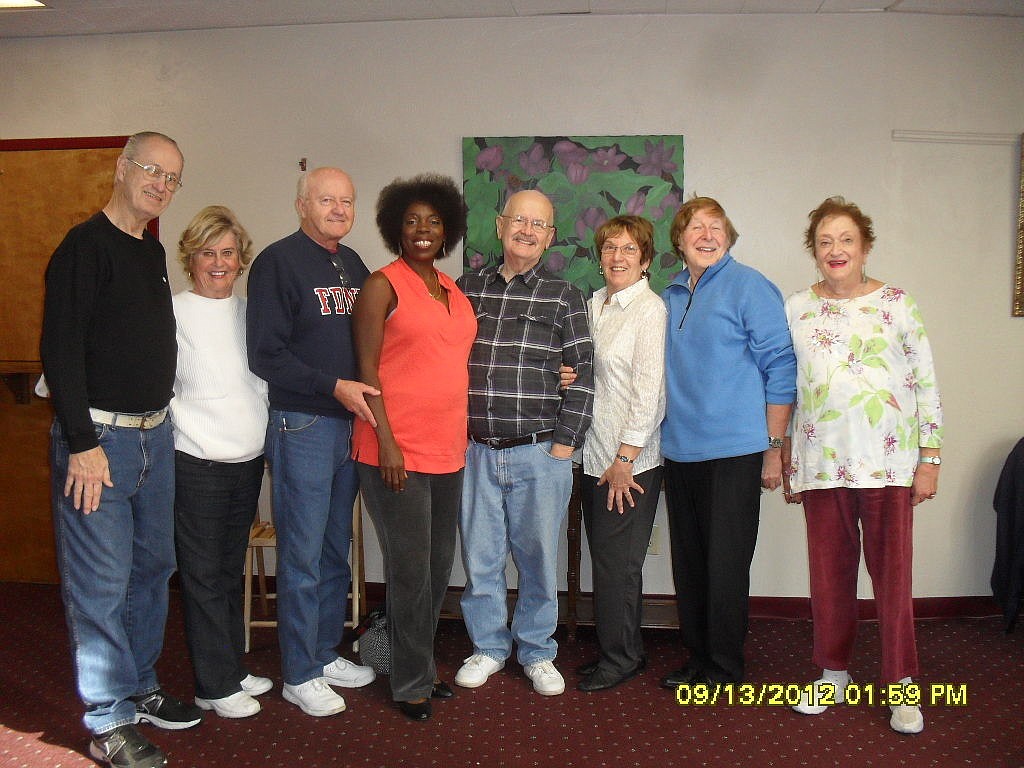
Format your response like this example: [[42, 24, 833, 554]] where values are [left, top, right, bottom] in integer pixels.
[[65, 446, 113, 514], [333, 379, 381, 426]]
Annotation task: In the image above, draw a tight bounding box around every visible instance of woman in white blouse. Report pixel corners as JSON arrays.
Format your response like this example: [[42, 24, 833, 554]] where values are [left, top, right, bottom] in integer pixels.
[[576, 215, 666, 692], [170, 206, 272, 719]]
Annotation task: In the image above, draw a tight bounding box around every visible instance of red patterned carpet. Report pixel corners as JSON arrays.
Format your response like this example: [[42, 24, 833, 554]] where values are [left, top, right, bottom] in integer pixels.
[[1, 582, 1021, 768]]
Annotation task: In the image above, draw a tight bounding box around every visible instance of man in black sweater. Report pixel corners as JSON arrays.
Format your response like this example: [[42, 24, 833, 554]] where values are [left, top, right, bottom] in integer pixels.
[[41, 131, 201, 768]]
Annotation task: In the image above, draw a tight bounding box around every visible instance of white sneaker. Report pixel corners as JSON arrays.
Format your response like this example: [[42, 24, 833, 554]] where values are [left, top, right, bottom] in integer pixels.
[[454, 654, 505, 688], [240, 674, 273, 697], [323, 657, 375, 688], [890, 704, 924, 734], [524, 660, 565, 696], [792, 675, 850, 715], [282, 678, 346, 717], [195, 691, 261, 719]]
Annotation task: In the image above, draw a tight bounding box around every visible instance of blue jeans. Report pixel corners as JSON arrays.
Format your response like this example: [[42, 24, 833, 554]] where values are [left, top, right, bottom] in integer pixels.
[[50, 417, 176, 735], [459, 440, 573, 666], [266, 410, 357, 685]]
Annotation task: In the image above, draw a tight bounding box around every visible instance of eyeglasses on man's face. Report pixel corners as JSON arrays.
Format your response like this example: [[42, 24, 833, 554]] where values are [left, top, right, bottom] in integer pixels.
[[126, 157, 183, 191], [499, 214, 555, 233]]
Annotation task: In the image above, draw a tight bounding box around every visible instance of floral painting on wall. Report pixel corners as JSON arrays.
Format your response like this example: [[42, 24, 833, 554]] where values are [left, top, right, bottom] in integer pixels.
[[462, 135, 685, 299]]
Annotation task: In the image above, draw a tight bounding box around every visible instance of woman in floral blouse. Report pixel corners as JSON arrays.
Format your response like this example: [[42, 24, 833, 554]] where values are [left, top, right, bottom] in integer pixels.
[[783, 197, 942, 735]]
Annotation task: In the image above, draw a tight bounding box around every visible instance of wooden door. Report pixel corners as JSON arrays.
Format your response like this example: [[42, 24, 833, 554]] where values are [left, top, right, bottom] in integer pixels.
[[0, 137, 126, 582]]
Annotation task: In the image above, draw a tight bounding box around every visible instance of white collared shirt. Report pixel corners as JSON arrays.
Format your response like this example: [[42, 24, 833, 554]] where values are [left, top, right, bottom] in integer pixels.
[[581, 279, 666, 477]]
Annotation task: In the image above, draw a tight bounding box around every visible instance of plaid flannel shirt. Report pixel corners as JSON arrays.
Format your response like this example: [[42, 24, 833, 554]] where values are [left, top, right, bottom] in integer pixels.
[[457, 262, 594, 448]]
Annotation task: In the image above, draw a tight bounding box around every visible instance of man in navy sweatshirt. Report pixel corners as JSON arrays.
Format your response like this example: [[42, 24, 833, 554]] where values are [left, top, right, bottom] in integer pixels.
[[246, 167, 379, 717]]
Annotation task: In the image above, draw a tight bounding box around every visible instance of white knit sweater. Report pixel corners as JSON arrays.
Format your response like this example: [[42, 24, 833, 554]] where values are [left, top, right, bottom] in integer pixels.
[[169, 291, 268, 462]]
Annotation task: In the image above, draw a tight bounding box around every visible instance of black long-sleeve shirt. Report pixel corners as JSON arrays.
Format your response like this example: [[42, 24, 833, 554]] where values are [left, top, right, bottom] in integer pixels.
[[40, 212, 176, 453]]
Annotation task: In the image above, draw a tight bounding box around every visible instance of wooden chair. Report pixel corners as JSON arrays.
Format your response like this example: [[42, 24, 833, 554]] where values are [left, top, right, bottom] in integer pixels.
[[243, 494, 367, 652]]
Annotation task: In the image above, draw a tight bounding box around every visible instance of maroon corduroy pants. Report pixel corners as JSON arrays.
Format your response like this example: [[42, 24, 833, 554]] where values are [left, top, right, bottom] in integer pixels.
[[802, 486, 919, 684]]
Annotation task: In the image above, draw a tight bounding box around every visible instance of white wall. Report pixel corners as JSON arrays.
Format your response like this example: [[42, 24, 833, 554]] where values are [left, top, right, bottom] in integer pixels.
[[4, 13, 1022, 598]]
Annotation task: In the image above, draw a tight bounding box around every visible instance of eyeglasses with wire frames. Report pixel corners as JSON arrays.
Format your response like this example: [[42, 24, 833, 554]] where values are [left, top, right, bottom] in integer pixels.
[[599, 243, 641, 257], [499, 214, 556, 233], [125, 158, 183, 191]]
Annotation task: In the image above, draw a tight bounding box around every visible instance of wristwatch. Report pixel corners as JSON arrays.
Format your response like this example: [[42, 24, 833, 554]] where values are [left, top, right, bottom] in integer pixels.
[[768, 436, 785, 449], [616, 454, 635, 464], [919, 456, 942, 466]]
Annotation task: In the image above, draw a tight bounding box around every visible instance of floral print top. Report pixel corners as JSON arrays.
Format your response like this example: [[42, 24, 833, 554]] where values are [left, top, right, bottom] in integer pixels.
[[785, 284, 943, 491]]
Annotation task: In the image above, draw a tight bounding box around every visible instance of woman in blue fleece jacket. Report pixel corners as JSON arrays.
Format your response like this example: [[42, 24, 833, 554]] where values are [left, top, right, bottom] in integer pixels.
[[659, 196, 796, 688]]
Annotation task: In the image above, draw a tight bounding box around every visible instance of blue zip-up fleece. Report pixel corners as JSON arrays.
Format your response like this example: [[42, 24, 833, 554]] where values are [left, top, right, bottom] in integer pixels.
[[662, 253, 796, 462]]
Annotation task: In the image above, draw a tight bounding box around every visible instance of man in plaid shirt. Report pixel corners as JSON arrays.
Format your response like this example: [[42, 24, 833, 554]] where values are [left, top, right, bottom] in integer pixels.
[[454, 190, 594, 697]]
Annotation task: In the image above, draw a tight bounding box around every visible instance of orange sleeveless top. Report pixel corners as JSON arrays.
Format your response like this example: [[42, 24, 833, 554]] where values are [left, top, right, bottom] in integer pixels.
[[351, 258, 477, 473]]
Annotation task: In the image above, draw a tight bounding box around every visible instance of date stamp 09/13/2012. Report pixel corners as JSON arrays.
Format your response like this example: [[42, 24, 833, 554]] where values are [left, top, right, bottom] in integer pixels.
[[674, 682, 968, 707]]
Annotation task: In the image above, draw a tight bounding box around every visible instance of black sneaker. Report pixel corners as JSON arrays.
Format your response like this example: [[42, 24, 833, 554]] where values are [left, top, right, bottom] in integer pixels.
[[89, 724, 168, 767], [132, 689, 203, 730]]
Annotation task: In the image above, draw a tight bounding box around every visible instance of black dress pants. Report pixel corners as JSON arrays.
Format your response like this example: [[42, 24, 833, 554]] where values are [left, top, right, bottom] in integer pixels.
[[582, 466, 663, 676], [664, 453, 762, 683], [174, 451, 264, 699]]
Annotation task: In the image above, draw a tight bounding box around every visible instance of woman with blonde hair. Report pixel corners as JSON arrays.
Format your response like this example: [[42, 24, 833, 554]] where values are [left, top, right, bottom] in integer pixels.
[[171, 205, 272, 718]]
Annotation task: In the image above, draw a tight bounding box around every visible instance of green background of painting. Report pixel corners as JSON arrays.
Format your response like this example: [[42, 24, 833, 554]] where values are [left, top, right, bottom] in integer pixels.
[[462, 135, 685, 299]]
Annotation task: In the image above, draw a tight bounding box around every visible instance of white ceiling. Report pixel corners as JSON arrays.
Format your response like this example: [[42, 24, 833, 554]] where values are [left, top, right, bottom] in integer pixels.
[[1, 0, 1021, 38]]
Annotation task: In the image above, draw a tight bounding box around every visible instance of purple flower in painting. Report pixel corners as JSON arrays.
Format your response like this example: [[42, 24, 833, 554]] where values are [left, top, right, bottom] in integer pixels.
[[575, 206, 607, 241], [802, 422, 817, 441], [633, 139, 678, 178], [652, 191, 681, 219], [545, 252, 566, 272], [566, 162, 590, 185], [469, 251, 485, 270], [519, 143, 550, 176], [591, 145, 626, 172], [475, 145, 504, 172], [626, 191, 647, 216], [883, 433, 897, 455], [553, 140, 588, 165]]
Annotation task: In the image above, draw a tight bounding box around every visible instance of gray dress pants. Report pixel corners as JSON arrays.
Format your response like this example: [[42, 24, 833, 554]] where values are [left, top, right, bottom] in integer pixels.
[[357, 463, 462, 701]]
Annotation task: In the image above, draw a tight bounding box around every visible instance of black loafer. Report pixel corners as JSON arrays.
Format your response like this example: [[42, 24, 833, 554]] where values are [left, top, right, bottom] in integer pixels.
[[578, 654, 646, 677], [660, 667, 703, 689], [398, 700, 432, 721], [431, 680, 454, 699], [578, 666, 641, 692]]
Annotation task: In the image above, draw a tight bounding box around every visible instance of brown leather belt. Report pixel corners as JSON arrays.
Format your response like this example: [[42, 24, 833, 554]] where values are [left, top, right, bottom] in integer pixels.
[[470, 430, 555, 450]]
